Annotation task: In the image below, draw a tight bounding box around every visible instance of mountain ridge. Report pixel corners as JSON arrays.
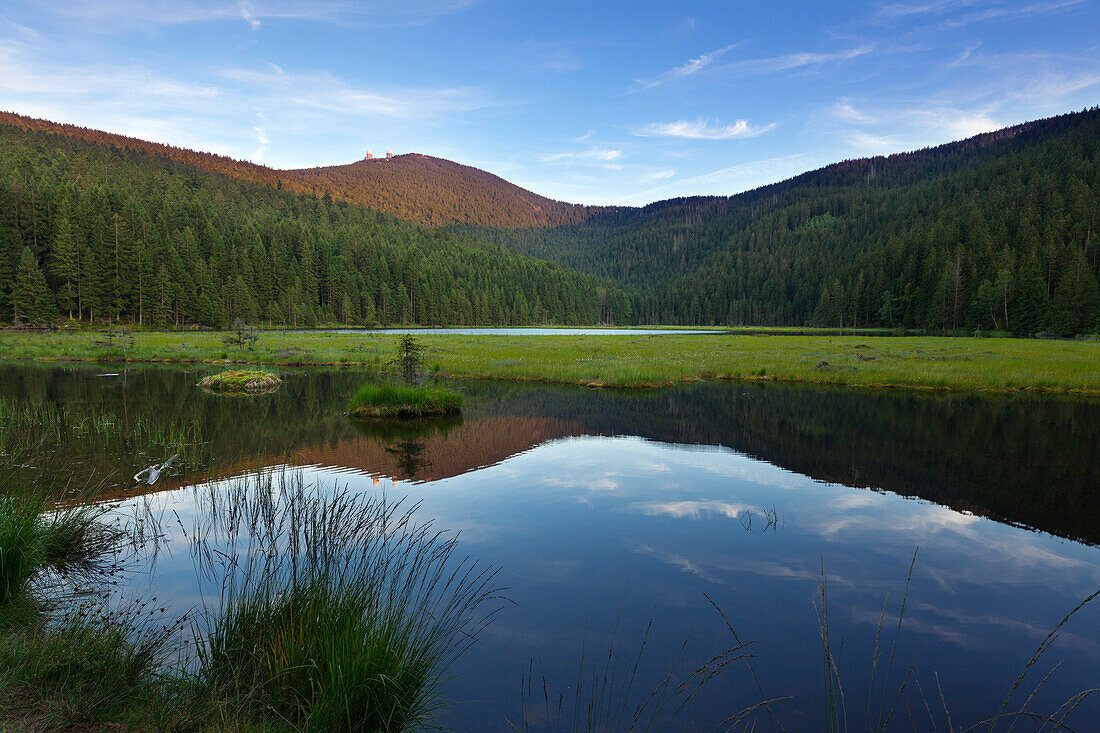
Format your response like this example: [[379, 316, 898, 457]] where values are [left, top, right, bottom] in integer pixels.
[[0, 111, 602, 228]]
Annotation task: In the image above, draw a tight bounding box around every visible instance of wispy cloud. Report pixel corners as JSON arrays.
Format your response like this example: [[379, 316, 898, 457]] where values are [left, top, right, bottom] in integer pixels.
[[828, 100, 1001, 151], [940, 0, 1086, 28], [220, 65, 489, 119], [676, 153, 813, 187], [633, 118, 775, 140], [250, 120, 270, 162], [239, 3, 261, 30], [721, 45, 876, 76], [25, 0, 482, 30], [0, 40, 493, 166], [540, 148, 623, 168], [874, 0, 1085, 27], [640, 169, 675, 182], [874, 0, 981, 22], [634, 43, 740, 90], [521, 40, 584, 73]]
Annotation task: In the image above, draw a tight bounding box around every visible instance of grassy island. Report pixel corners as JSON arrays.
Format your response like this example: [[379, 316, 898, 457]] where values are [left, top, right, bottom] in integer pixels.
[[198, 370, 281, 394], [348, 383, 463, 419]]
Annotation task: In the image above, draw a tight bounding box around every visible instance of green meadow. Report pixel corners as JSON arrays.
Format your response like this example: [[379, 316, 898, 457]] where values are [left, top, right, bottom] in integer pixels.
[[1, 329, 1097, 393]]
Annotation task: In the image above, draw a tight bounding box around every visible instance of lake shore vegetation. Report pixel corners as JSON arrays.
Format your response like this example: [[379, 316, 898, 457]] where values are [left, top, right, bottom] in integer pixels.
[[2, 329, 1098, 393]]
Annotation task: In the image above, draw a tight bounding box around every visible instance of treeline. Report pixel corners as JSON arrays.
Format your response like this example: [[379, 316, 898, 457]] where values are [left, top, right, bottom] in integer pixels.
[[0, 123, 633, 328], [468, 108, 1100, 335], [0, 112, 600, 229]]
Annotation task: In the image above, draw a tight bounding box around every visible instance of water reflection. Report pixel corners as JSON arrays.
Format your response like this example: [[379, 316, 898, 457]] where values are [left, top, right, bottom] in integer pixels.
[[3, 363, 1100, 729], [3, 363, 1097, 544]]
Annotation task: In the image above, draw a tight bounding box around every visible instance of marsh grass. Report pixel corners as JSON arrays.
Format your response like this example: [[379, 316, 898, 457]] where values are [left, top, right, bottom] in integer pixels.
[[0, 598, 185, 728], [187, 471, 503, 730], [0, 399, 209, 503], [0, 492, 123, 605], [3, 330, 1097, 392], [349, 382, 464, 418], [198, 369, 281, 394]]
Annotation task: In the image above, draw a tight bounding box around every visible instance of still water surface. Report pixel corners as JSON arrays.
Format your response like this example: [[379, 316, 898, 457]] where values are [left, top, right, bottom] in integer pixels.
[[4, 364, 1099, 730], [310, 327, 721, 335]]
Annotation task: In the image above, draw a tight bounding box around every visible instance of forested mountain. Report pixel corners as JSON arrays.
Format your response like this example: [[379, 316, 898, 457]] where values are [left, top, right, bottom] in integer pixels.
[[2, 108, 1098, 333], [289, 154, 604, 227], [0, 112, 599, 228], [467, 108, 1100, 334], [0, 120, 634, 328]]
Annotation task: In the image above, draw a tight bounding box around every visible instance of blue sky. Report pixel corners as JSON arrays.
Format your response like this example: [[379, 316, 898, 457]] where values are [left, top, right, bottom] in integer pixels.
[[1, 1, 1097, 205]]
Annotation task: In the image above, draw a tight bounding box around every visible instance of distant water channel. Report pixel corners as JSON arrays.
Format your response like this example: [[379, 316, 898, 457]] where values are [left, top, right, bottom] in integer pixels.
[[4, 363, 1099, 730], [309, 327, 723, 335]]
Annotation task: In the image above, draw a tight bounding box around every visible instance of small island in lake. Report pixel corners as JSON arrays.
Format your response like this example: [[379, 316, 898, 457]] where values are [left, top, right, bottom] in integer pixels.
[[348, 383, 463, 419], [199, 370, 281, 394]]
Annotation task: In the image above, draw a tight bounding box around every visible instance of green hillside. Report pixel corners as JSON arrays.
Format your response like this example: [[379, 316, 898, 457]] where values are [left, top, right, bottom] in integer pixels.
[[466, 108, 1100, 334], [0, 120, 633, 328]]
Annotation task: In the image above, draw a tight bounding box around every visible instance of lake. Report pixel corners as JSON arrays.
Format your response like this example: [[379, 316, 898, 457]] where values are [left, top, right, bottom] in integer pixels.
[[3, 363, 1099, 730]]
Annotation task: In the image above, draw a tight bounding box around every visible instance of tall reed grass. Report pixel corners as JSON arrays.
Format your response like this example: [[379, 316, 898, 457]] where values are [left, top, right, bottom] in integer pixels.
[[187, 471, 503, 730], [0, 491, 123, 605]]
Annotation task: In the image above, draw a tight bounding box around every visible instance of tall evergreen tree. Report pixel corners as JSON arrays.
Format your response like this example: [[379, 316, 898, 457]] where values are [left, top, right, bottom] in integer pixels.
[[12, 246, 58, 326]]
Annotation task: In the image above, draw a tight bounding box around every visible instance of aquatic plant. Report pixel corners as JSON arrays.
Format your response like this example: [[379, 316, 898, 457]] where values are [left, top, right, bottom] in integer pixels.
[[0, 496, 38, 605], [0, 492, 123, 605], [189, 472, 502, 730], [198, 370, 281, 394], [348, 382, 463, 418], [516, 603, 770, 733]]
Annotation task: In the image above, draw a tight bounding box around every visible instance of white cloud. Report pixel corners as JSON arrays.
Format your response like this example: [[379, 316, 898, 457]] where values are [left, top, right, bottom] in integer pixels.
[[634, 43, 740, 90], [828, 101, 1001, 152], [239, 3, 261, 30], [250, 124, 270, 162], [633, 118, 774, 140], [540, 148, 623, 169], [633, 500, 750, 520], [0, 40, 493, 167]]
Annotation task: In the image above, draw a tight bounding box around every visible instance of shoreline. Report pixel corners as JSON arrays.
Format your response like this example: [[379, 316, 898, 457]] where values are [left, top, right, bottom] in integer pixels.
[[2, 330, 1098, 394]]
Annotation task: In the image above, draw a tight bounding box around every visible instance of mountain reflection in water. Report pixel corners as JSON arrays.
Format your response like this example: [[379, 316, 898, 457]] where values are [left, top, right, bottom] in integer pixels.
[[4, 363, 1095, 545]]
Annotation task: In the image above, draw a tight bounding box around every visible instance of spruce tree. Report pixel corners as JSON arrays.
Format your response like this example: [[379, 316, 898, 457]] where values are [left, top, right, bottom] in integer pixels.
[[12, 246, 58, 326], [50, 208, 79, 318]]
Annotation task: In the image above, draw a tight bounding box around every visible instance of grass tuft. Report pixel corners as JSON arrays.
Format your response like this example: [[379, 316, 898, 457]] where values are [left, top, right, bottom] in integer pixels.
[[348, 382, 463, 418], [0, 494, 122, 605], [198, 370, 281, 394], [188, 472, 501, 730]]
